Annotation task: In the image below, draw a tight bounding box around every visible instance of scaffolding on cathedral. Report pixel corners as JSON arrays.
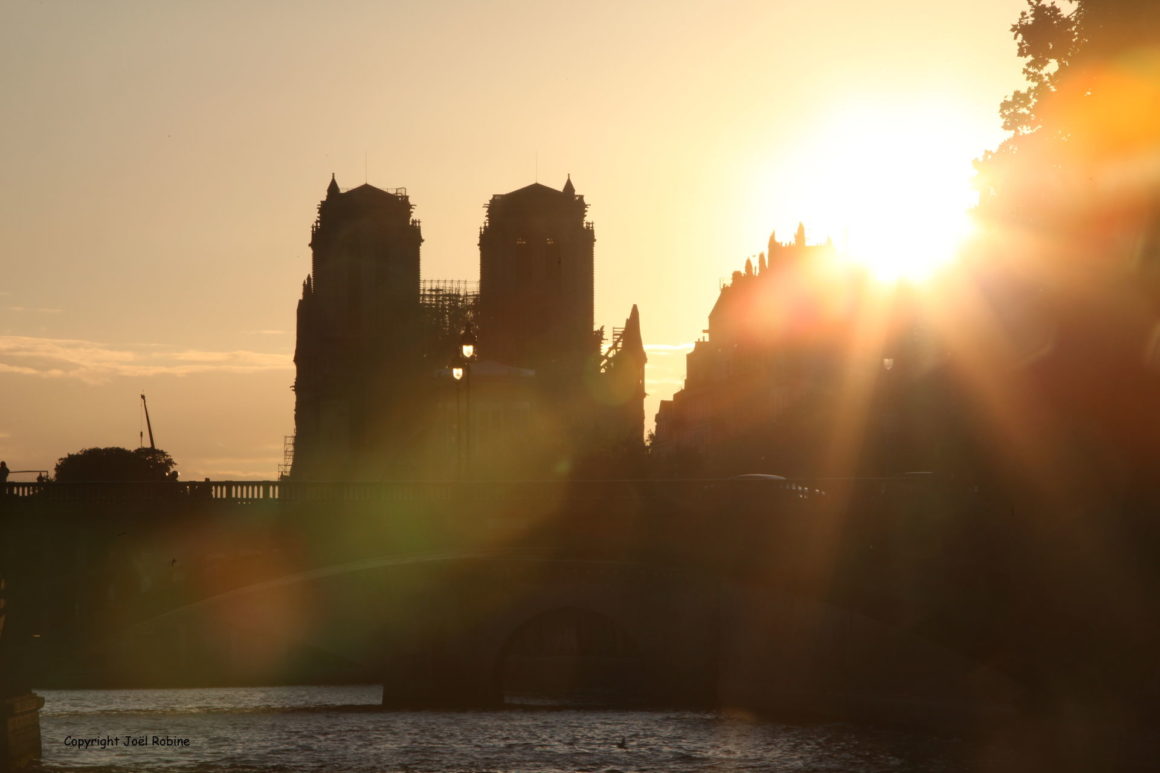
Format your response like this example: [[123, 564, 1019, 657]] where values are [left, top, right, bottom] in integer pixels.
[[420, 279, 479, 339]]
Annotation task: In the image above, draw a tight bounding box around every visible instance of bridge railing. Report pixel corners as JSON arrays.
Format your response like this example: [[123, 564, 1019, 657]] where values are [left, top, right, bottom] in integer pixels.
[[0, 480, 281, 503], [0, 476, 948, 506], [0, 480, 484, 503]]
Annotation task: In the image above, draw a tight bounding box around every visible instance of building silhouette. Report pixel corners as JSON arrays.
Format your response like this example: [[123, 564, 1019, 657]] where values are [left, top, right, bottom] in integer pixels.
[[292, 177, 425, 480], [479, 177, 595, 377], [291, 175, 644, 480], [652, 225, 981, 479], [652, 226, 869, 476]]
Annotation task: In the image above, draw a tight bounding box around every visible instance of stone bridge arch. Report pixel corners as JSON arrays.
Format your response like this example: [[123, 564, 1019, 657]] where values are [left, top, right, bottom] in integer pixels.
[[378, 557, 719, 708], [71, 550, 1011, 723], [489, 606, 645, 705], [75, 552, 713, 694]]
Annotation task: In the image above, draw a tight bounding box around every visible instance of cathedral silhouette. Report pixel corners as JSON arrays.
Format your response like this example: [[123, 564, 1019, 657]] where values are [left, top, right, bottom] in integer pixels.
[[291, 175, 645, 480]]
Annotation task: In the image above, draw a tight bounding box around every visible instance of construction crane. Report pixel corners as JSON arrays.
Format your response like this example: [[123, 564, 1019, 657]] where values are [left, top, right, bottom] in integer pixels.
[[140, 394, 156, 450]]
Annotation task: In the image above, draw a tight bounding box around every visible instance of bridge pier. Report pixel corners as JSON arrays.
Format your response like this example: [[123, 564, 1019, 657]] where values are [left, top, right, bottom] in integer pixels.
[[0, 570, 42, 771], [0, 694, 43, 771], [382, 648, 491, 709]]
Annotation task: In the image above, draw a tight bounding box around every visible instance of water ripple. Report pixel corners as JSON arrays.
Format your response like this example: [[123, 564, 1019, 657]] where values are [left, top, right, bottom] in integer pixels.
[[34, 686, 968, 772]]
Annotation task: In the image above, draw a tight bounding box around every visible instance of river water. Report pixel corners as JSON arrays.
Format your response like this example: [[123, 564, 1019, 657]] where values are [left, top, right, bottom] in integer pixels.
[[34, 684, 977, 772]]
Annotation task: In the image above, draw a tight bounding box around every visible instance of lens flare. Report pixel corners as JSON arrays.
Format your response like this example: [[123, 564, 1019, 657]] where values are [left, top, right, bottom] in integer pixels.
[[751, 100, 985, 283]]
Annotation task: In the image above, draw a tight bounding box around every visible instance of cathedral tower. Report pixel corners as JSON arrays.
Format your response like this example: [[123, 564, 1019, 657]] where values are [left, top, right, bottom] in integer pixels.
[[292, 176, 423, 479], [478, 176, 595, 377]]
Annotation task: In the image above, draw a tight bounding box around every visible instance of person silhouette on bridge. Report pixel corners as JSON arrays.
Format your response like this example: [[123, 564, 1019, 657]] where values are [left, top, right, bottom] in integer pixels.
[[0, 461, 8, 484]]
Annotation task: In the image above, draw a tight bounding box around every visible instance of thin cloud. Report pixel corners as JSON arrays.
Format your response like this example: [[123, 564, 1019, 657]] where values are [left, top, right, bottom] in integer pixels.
[[0, 335, 292, 385], [198, 469, 275, 479], [170, 350, 288, 366], [199, 455, 283, 466], [194, 457, 284, 479]]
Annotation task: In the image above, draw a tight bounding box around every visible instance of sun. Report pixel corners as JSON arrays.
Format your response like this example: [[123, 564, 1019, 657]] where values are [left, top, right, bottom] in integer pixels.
[[835, 130, 977, 282], [754, 101, 984, 282]]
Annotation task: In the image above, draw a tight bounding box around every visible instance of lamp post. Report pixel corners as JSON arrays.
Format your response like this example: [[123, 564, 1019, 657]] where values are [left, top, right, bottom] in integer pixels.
[[452, 324, 478, 478], [451, 358, 465, 478]]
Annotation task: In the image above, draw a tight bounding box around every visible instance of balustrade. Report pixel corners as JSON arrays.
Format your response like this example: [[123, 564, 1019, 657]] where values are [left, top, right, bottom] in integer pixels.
[[0, 477, 942, 508]]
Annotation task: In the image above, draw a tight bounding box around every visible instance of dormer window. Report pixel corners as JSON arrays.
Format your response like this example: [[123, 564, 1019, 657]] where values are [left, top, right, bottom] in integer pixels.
[[545, 237, 555, 246], [515, 237, 527, 246]]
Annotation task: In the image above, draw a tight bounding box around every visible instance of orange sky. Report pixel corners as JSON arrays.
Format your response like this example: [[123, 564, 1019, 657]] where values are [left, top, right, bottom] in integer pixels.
[[0, 0, 1028, 479]]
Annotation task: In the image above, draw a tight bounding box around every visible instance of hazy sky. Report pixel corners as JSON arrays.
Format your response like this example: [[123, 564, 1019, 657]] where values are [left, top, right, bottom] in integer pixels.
[[0, 0, 1029, 479]]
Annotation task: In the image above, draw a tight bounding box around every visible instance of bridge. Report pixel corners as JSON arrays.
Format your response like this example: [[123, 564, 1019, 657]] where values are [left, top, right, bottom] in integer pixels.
[[0, 477, 1121, 720]]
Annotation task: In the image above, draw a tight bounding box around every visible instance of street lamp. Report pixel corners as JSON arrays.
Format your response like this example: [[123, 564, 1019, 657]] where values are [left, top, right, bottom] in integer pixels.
[[460, 324, 477, 361], [452, 324, 478, 478]]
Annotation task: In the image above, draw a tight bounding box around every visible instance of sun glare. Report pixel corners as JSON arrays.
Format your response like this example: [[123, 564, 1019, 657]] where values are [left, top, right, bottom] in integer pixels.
[[754, 102, 984, 283]]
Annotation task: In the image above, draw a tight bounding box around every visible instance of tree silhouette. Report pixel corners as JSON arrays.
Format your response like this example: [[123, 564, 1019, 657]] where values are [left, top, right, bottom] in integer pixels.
[[998, 0, 1077, 140], [53, 447, 177, 483], [977, 0, 1160, 211]]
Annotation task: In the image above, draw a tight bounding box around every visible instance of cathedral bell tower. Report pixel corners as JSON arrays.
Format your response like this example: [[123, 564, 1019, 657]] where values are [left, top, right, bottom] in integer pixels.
[[478, 176, 596, 379], [292, 175, 423, 480]]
